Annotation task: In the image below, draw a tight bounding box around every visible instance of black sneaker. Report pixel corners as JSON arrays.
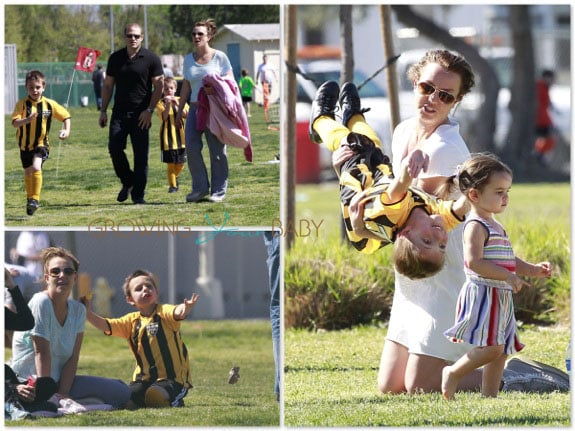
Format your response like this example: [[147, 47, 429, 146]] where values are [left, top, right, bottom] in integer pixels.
[[26, 199, 39, 216], [168, 186, 178, 193], [309, 80, 340, 144], [339, 81, 371, 127], [117, 185, 132, 202]]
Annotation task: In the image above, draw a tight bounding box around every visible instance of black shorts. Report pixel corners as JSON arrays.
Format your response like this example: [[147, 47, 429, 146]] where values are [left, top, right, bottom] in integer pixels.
[[241, 96, 253, 103], [20, 147, 49, 169], [129, 379, 188, 408]]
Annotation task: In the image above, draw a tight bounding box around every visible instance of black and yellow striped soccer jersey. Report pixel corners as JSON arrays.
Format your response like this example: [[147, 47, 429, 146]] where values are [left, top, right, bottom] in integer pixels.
[[11, 96, 70, 152], [106, 304, 192, 388], [156, 97, 188, 151]]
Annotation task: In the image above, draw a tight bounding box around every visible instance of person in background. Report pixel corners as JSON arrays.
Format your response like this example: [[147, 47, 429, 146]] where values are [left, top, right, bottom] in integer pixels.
[[263, 232, 281, 401], [92, 64, 105, 111], [533, 69, 556, 166], [239, 68, 256, 118], [163, 63, 175, 79], [256, 54, 278, 123]]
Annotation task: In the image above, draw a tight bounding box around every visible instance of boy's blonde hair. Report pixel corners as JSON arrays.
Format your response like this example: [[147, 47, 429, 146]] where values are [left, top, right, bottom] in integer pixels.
[[122, 269, 158, 298], [393, 236, 444, 280], [164, 77, 177, 89]]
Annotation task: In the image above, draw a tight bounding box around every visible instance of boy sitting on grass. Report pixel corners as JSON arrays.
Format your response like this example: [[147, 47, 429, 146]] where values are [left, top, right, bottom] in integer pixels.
[[81, 269, 199, 409], [310, 80, 469, 279]]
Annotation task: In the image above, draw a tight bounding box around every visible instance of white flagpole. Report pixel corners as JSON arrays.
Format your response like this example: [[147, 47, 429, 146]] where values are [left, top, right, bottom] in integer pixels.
[[57, 68, 76, 178]]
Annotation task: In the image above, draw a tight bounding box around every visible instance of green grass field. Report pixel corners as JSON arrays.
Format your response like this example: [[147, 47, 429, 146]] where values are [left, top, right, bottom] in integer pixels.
[[5, 320, 279, 427], [285, 325, 570, 427], [5, 106, 279, 227]]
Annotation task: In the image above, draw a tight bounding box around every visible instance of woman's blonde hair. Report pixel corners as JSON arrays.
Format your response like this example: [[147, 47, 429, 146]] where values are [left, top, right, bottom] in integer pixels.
[[408, 49, 475, 99], [41, 247, 80, 274], [194, 18, 218, 37]]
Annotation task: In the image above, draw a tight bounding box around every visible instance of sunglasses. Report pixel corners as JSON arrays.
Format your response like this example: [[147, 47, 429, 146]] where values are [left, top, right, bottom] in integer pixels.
[[48, 267, 76, 277], [192, 32, 205, 37], [125, 34, 142, 40], [416, 82, 457, 104]]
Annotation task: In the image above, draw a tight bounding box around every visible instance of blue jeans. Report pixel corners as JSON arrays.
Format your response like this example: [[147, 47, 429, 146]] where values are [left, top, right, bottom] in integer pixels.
[[185, 107, 228, 197], [108, 112, 150, 201], [68, 375, 131, 409], [264, 231, 280, 397]]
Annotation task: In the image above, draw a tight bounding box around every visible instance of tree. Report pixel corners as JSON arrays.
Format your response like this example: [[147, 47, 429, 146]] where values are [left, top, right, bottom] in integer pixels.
[[168, 5, 280, 51], [391, 5, 500, 153], [506, 6, 536, 168]]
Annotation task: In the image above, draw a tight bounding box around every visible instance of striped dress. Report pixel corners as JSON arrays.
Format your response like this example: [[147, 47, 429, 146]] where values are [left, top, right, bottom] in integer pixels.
[[444, 217, 525, 354]]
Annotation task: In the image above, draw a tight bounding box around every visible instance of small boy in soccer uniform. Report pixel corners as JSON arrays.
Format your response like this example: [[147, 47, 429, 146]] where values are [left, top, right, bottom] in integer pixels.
[[81, 269, 199, 409], [11, 70, 71, 215], [309, 81, 469, 279], [156, 77, 188, 193]]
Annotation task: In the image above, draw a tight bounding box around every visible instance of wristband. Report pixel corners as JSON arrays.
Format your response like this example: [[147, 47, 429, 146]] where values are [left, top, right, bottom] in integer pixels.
[[146, 107, 154, 113]]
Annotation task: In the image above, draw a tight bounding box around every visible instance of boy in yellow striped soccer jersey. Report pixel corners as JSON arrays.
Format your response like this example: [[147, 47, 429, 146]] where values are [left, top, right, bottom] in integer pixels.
[[11, 70, 71, 216], [81, 269, 199, 409], [156, 78, 188, 193], [310, 81, 469, 280]]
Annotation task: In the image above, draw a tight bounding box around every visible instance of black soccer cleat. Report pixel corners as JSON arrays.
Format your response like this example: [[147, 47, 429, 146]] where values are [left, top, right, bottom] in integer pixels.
[[309, 80, 340, 144], [26, 199, 39, 216], [339, 81, 371, 127]]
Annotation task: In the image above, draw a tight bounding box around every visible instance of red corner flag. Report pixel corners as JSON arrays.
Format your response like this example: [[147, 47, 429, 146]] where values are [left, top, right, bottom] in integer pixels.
[[74, 47, 101, 72]]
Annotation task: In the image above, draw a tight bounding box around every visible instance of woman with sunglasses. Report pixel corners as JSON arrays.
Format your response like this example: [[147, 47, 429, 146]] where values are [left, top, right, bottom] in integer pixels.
[[176, 18, 235, 203], [345, 49, 480, 394], [10, 247, 130, 413]]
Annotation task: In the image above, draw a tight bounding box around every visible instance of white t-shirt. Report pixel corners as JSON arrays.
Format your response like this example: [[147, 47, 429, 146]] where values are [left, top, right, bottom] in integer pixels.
[[11, 291, 86, 381], [386, 116, 472, 362], [182, 50, 232, 103]]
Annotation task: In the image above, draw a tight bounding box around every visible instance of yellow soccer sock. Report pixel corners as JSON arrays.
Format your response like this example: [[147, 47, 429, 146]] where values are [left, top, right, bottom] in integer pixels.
[[173, 163, 184, 179], [348, 114, 383, 149], [167, 164, 177, 188], [31, 170, 43, 201], [314, 116, 350, 151], [24, 174, 33, 199]]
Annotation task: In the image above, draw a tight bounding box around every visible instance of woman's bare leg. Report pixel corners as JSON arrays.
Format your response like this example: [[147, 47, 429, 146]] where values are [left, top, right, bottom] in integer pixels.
[[377, 340, 409, 394], [406, 352, 483, 395]]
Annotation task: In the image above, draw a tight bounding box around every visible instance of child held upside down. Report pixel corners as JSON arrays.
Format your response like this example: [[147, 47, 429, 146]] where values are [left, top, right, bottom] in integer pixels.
[[309, 80, 469, 279], [81, 269, 199, 409]]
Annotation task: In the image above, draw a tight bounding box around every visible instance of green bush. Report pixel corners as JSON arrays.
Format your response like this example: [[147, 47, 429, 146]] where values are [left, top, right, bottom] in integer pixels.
[[286, 183, 570, 330], [285, 234, 395, 330]]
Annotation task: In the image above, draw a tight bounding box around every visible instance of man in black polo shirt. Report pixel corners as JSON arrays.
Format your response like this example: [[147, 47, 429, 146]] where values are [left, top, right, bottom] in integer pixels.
[[99, 23, 164, 204]]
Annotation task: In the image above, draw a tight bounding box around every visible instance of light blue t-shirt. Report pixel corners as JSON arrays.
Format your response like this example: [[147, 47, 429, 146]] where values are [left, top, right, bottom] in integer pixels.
[[182, 50, 232, 103], [11, 291, 86, 382]]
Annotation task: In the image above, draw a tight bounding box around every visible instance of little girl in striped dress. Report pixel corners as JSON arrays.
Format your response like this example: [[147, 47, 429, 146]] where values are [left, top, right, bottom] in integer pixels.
[[441, 153, 552, 400]]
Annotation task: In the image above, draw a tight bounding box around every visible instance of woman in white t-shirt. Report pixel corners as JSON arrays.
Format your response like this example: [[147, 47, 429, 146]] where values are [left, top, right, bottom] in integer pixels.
[[176, 18, 234, 204], [347, 49, 480, 393], [11, 247, 130, 410]]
